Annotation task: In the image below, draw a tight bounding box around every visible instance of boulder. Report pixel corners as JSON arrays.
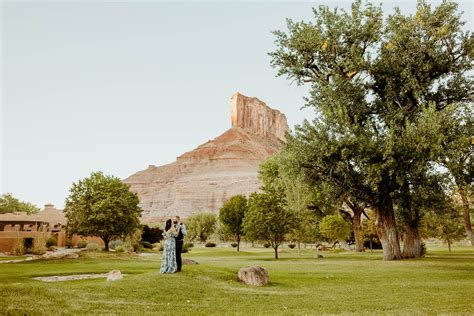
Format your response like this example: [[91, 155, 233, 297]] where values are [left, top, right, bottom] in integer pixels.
[[238, 266, 269, 286], [106, 270, 123, 282], [42, 252, 79, 260], [182, 259, 198, 265]]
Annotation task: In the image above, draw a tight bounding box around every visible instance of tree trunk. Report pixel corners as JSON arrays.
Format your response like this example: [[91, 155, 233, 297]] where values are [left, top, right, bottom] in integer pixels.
[[459, 188, 474, 246], [237, 235, 240, 252], [375, 203, 402, 260], [298, 241, 301, 256], [402, 222, 423, 258], [352, 211, 364, 252], [447, 239, 451, 253], [274, 246, 278, 259], [102, 237, 110, 251]]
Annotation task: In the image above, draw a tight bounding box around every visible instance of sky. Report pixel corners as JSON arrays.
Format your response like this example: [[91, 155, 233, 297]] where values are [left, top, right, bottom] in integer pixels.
[[1, 0, 473, 209]]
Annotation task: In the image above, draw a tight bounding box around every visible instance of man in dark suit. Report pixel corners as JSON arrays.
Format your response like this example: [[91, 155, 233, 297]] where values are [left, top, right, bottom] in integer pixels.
[[172, 215, 187, 272]]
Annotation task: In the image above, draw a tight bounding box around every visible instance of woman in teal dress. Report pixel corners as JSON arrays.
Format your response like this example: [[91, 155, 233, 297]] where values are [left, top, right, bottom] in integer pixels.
[[160, 219, 178, 273]]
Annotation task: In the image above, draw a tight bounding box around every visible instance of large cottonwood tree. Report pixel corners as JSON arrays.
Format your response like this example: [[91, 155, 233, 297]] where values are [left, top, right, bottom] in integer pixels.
[[270, 0, 472, 259]]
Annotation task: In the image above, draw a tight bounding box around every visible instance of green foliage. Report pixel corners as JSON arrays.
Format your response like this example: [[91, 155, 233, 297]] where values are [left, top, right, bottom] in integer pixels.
[[205, 242, 216, 248], [424, 207, 466, 252], [319, 215, 352, 243], [141, 225, 163, 244], [186, 213, 217, 243], [77, 240, 88, 248], [0, 193, 39, 214], [114, 245, 125, 253], [219, 195, 248, 251], [64, 171, 142, 251], [86, 242, 100, 252], [270, 0, 473, 259], [110, 239, 123, 250], [141, 241, 153, 249], [244, 191, 296, 259], [46, 237, 57, 248]]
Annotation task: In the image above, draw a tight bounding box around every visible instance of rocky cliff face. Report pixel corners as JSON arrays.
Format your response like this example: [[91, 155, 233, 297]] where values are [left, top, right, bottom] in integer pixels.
[[230, 92, 288, 141], [124, 93, 288, 223]]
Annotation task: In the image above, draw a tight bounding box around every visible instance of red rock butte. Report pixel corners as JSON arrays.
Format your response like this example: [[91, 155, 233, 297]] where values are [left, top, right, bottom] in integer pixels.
[[123, 93, 288, 224]]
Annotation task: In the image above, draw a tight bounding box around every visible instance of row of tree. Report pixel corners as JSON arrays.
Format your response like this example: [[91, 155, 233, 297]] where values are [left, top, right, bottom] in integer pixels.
[[266, 0, 472, 260]]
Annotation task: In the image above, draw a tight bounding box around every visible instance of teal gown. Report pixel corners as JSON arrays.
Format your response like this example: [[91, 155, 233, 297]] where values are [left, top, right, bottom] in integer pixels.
[[160, 231, 177, 273]]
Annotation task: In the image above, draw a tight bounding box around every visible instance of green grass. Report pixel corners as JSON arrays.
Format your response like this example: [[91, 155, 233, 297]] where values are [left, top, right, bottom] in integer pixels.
[[0, 246, 473, 315]]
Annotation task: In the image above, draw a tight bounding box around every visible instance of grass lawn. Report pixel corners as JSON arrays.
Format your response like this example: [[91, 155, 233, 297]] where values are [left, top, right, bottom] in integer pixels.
[[1, 245, 473, 315]]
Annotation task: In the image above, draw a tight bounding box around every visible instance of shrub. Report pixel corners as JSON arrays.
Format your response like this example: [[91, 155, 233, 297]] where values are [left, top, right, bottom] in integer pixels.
[[46, 237, 57, 248], [77, 240, 88, 248], [288, 243, 296, 249], [154, 242, 164, 252], [205, 242, 216, 248], [110, 239, 123, 250], [184, 242, 194, 248], [421, 242, 427, 257], [32, 236, 47, 255], [263, 242, 271, 248], [115, 245, 125, 253], [12, 238, 25, 256], [141, 225, 164, 244], [230, 242, 238, 248], [181, 244, 190, 253], [141, 241, 153, 249], [86, 242, 100, 252]]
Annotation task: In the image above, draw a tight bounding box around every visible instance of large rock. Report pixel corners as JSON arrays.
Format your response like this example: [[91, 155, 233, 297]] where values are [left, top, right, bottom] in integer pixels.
[[124, 93, 288, 223], [106, 270, 123, 282], [42, 252, 79, 260], [238, 266, 269, 286]]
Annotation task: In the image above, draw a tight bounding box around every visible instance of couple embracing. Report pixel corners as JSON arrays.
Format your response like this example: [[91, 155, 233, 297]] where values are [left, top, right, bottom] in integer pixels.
[[160, 215, 187, 273]]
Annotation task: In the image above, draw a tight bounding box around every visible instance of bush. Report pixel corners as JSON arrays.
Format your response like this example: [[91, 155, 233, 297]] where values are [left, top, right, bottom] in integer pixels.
[[110, 239, 123, 250], [205, 242, 216, 248], [230, 242, 238, 248], [115, 245, 125, 253], [263, 242, 271, 248], [32, 236, 47, 255], [46, 237, 57, 248], [154, 242, 164, 252], [288, 243, 296, 249], [12, 238, 25, 256], [184, 242, 194, 248], [77, 240, 88, 248], [141, 241, 153, 249], [86, 242, 100, 252], [181, 244, 190, 253], [141, 225, 164, 244], [421, 242, 427, 257]]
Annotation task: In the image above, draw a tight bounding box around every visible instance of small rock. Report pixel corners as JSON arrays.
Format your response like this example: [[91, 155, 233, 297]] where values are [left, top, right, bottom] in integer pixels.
[[238, 266, 269, 286], [107, 270, 123, 282], [183, 259, 199, 265]]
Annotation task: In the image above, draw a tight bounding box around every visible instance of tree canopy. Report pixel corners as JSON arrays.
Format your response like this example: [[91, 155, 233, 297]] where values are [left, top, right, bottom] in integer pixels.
[[0, 193, 39, 215], [270, 0, 473, 260], [64, 172, 142, 251], [219, 195, 248, 251]]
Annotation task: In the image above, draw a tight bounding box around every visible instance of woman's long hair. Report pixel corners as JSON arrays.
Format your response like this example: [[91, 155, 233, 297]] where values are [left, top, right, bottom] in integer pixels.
[[164, 219, 172, 232]]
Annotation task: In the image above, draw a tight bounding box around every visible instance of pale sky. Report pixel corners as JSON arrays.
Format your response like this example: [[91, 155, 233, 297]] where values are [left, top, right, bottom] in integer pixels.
[[1, 0, 472, 209]]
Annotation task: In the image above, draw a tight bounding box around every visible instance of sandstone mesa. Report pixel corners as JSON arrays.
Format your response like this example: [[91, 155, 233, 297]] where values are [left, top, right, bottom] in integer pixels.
[[123, 93, 288, 223]]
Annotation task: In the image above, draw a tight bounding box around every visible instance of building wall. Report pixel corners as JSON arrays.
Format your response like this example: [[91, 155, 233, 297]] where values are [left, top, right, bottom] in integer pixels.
[[0, 231, 50, 253]]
